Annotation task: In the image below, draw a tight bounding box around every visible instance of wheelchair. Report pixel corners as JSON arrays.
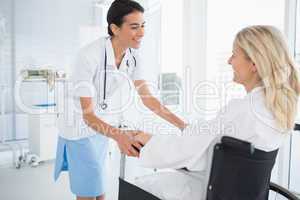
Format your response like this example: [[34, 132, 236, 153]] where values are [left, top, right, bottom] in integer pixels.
[[118, 136, 299, 200]]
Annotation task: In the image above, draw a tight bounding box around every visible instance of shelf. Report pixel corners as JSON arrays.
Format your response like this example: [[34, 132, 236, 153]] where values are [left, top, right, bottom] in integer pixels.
[[22, 78, 66, 82]]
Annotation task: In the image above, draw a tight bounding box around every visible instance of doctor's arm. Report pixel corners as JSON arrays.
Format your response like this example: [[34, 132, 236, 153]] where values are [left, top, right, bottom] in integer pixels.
[[134, 80, 187, 131], [79, 97, 142, 157]]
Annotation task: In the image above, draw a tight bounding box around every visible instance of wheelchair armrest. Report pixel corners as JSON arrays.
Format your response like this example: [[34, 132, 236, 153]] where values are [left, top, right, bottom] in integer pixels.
[[294, 123, 300, 131], [269, 182, 299, 200], [221, 136, 255, 154]]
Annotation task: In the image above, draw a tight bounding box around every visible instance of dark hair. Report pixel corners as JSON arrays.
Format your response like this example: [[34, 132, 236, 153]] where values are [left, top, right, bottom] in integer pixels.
[[107, 0, 144, 36]]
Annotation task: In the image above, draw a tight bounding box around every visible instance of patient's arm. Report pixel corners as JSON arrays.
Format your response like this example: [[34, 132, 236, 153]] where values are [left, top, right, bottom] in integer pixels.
[[134, 123, 217, 171], [135, 99, 244, 170]]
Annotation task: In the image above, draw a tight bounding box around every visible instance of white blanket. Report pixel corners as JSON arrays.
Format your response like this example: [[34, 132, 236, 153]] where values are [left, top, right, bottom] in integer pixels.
[[135, 170, 207, 200]]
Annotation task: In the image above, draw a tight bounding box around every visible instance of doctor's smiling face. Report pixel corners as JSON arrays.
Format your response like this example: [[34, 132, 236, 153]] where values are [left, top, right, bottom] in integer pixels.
[[111, 11, 145, 49], [228, 46, 258, 90]]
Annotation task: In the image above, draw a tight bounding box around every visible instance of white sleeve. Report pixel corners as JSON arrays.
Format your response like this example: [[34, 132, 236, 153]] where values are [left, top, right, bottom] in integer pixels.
[[138, 99, 244, 170], [139, 123, 216, 171], [71, 50, 97, 97]]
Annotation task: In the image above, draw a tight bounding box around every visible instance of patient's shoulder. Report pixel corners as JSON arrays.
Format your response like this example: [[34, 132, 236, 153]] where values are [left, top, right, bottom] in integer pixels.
[[220, 98, 246, 117]]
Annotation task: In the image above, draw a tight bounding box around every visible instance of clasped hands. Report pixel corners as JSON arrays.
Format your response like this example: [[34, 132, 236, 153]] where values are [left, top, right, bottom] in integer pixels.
[[114, 130, 152, 157]]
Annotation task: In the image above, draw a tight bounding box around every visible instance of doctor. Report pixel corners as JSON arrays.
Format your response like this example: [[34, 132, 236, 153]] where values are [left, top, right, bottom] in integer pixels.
[[54, 0, 186, 200], [133, 25, 300, 200]]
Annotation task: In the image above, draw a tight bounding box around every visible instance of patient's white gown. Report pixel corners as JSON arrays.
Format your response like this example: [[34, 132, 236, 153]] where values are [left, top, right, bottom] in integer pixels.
[[135, 87, 288, 200]]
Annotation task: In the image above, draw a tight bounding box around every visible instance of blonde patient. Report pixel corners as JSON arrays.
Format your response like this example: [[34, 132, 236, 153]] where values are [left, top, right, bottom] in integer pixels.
[[132, 25, 300, 200], [136, 25, 299, 145]]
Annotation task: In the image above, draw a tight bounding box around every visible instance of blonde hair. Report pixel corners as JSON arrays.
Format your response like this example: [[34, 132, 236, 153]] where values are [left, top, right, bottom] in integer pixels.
[[234, 25, 300, 131]]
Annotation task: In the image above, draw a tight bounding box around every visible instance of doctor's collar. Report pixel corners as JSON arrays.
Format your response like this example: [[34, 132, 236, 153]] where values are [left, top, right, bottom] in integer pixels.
[[105, 37, 132, 68]]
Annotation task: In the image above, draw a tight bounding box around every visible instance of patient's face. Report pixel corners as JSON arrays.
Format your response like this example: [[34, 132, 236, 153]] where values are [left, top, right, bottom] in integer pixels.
[[227, 46, 256, 85]]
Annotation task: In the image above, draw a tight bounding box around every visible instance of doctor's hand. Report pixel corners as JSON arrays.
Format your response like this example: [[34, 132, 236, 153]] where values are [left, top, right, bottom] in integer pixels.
[[134, 132, 152, 146], [113, 131, 143, 157], [123, 130, 145, 139]]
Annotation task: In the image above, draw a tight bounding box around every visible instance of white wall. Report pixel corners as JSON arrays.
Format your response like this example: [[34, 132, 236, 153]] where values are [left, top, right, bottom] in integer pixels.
[[1, 0, 99, 141], [0, 0, 15, 140], [14, 0, 96, 74]]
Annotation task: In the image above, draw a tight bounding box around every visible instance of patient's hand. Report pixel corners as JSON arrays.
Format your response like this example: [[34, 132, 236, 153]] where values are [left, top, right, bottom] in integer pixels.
[[134, 132, 152, 146]]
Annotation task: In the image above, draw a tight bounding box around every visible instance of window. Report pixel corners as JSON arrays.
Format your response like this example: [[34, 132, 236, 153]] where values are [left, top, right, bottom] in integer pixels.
[[289, 0, 300, 195], [159, 0, 183, 106], [296, 0, 300, 64], [206, 0, 285, 113]]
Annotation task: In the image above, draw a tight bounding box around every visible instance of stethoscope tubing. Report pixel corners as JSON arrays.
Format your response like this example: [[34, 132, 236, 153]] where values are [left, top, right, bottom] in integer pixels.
[[100, 48, 136, 110]]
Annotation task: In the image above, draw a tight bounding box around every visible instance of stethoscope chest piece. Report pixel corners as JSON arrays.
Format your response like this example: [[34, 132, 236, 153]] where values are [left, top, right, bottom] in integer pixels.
[[100, 102, 108, 110]]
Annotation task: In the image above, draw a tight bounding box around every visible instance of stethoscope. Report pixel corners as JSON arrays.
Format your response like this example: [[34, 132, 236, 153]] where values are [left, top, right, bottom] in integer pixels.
[[100, 48, 136, 110]]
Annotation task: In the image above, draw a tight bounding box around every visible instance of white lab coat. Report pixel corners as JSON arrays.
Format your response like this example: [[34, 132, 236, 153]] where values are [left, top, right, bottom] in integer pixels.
[[135, 87, 289, 200], [58, 37, 148, 140]]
